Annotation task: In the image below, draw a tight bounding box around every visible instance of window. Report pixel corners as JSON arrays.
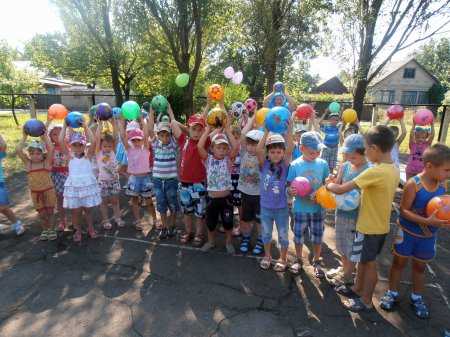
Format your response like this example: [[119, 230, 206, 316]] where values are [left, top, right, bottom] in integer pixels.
[[377, 90, 395, 103], [417, 91, 428, 104], [401, 91, 417, 104], [403, 68, 416, 78]]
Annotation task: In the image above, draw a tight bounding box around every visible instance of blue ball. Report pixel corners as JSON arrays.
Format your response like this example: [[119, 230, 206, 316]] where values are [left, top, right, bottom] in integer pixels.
[[335, 189, 360, 211], [112, 107, 122, 118], [23, 119, 46, 137], [265, 106, 290, 133], [66, 111, 84, 128], [96, 102, 112, 121]]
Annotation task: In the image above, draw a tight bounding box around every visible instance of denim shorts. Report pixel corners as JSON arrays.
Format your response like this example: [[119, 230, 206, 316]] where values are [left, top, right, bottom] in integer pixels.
[[0, 182, 10, 206], [153, 177, 179, 214], [260, 207, 289, 248], [125, 174, 153, 198], [293, 211, 325, 245]]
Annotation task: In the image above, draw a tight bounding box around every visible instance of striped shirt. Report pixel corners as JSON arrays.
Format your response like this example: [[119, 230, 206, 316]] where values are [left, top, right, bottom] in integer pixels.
[[152, 138, 178, 179]]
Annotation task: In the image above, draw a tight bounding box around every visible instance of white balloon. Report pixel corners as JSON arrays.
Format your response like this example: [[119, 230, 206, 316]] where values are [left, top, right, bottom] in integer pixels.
[[232, 71, 243, 84], [224, 66, 235, 79]]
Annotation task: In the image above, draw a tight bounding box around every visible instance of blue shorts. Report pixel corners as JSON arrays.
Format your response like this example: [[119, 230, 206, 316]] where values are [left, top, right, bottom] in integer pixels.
[[393, 227, 436, 261], [153, 177, 179, 214], [125, 174, 153, 198], [178, 182, 206, 218], [260, 207, 289, 248], [0, 182, 10, 206], [293, 211, 324, 245]]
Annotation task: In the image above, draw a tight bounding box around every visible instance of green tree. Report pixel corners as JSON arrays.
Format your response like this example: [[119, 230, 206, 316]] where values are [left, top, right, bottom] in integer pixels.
[[414, 37, 450, 88]]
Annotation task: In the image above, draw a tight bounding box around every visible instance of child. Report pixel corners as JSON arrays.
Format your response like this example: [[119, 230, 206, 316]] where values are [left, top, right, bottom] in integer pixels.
[[16, 133, 56, 240], [47, 122, 69, 231], [257, 128, 293, 271], [287, 132, 329, 276], [198, 122, 238, 254], [238, 116, 264, 254], [326, 125, 400, 312], [316, 111, 342, 173], [380, 144, 450, 318], [383, 117, 406, 168], [406, 123, 434, 180], [95, 122, 123, 230], [150, 105, 179, 240], [60, 122, 102, 242], [292, 123, 309, 161], [230, 125, 242, 236], [326, 134, 369, 286], [0, 134, 25, 235], [171, 112, 209, 247], [118, 118, 156, 230]]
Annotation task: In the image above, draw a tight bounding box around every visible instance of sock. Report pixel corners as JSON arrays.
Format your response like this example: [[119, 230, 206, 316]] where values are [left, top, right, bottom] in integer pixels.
[[411, 292, 422, 301], [388, 290, 399, 297]]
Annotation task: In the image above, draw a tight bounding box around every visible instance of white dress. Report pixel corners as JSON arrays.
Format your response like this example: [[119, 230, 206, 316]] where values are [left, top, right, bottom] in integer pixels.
[[63, 155, 101, 209]]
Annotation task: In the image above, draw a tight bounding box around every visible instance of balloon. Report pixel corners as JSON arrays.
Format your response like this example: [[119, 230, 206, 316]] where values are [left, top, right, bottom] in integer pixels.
[[96, 102, 112, 121], [414, 109, 434, 126], [151, 95, 168, 114], [295, 104, 314, 120], [207, 107, 227, 127], [207, 84, 224, 101], [23, 119, 46, 137], [387, 104, 404, 120], [292, 177, 312, 197], [121, 101, 141, 120], [426, 195, 450, 221], [265, 106, 290, 133], [231, 102, 245, 120], [112, 107, 121, 118], [328, 102, 340, 114], [223, 66, 235, 79], [48, 104, 68, 120], [65, 111, 84, 128], [89, 105, 98, 118], [255, 107, 269, 127], [232, 71, 243, 85], [244, 98, 257, 113], [175, 73, 190, 87], [315, 186, 336, 209], [342, 108, 357, 124], [335, 189, 360, 211]]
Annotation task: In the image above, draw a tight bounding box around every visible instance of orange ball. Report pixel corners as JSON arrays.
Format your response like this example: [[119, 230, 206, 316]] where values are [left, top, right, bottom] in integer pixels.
[[48, 104, 68, 120], [315, 186, 336, 209], [207, 84, 224, 101], [426, 195, 450, 221]]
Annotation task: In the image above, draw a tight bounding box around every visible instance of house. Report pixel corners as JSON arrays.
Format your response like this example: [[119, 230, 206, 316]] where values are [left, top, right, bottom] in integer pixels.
[[368, 58, 439, 105], [311, 76, 349, 94]]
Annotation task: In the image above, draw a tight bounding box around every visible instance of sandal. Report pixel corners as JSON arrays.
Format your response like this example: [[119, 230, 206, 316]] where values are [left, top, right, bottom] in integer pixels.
[[180, 232, 194, 244], [192, 235, 204, 247], [40, 230, 49, 241], [289, 261, 303, 275], [343, 297, 373, 312], [47, 229, 57, 241], [411, 295, 429, 319], [87, 226, 98, 239], [73, 230, 82, 243], [134, 220, 143, 231], [239, 236, 251, 254], [313, 261, 325, 279], [115, 218, 125, 228], [252, 238, 264, 255], [273, 261, 287, 272], [259, 257, 272, 270], [102, 220, 113, 230], [334, 284, 359, 298], [154, 220, 163, 230], [380, 290, 399, 311]]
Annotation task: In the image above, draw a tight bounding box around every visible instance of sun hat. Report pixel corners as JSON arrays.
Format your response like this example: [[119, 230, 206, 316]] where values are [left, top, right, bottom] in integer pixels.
[[156, 122, 171, 133], [300, 131, 324, 151], [341, 134, 365, 153], [246, 129, 264, 142], [126, 121, 140, 132], [265, 133, 285, 146]]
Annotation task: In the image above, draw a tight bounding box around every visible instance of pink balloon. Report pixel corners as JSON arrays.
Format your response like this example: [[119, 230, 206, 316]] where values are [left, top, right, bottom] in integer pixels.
[[414, 108, 434, 126], [386, 104, 404, 120], [292, 177, 311, 197], [232, 71, 243, 84], [224, 66, 235, 79]]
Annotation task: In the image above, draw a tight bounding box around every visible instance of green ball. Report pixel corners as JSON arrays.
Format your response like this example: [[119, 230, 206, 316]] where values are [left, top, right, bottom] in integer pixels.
[[121, 101, 140, 120], [89, 104, 98, 117], [328, 102, 340, 114], [175, 73, 189, 87], [151, 95, 168, 114]]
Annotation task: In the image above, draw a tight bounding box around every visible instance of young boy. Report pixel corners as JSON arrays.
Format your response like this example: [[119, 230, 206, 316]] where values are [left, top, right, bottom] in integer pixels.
[[383, 117, 406, 168], [379, 144, 450, 318], [316, 111, 342, 173], [0, 134, 25, 235], [287, 132, 329, 276], [326, 125, 400, 312]]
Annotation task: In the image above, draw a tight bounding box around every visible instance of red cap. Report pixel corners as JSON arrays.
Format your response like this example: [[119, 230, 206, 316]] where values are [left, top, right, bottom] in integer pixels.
[[188, 114, 205, 128]]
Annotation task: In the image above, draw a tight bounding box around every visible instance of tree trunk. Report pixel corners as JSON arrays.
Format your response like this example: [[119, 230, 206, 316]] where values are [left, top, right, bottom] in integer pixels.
[[183, 80, 195, 117], [352, 78, 368, 119], [110, 63, 123, 106]]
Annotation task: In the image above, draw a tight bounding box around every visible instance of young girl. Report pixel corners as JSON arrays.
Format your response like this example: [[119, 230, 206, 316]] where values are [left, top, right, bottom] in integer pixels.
[[16, 133, 57, 240], [96, 121, 123, 230], [406, 122, 434, 180], [47, 122, 69, 231], [60, 121, 101, 242], [198, 121, 238, 254], [326, 134, 369, 287], [257, 126, 293, 271], [383, 117, 406, 168], [230, 125, 242, 236]]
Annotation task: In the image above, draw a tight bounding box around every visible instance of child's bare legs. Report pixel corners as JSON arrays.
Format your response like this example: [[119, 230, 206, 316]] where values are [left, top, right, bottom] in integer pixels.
[[160, 212, 168, 229], [312, 243, 322, 263], [83, 207, 96, 237], [240, 220, 252, 236], [38, 211, 51, 230], [71, 208, 82, 241], [359, 261, 378, 306], [387, 255, 408, 291], [146, 198, 157, 226], [183, 214, 192, 235], [352, 262, 365, 295], [195, 217, 205, 238], [56, 194, 65, 226], [263, 242, 272, 260], [342, 255, 356, 282], [294, 243, 303, 262], [100, 198, 110, 224], [412, 259, 426, 294], [225, 229, 232, 245], [168, 211, 176, 229], [0, 206, 18, 224], [131, 196, 140, 222], [280, 247, 288, 264], [207, 229, 216, 245]]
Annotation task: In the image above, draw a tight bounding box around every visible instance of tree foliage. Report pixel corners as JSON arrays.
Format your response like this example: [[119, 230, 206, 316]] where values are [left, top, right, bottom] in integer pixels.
[[414, 37, 450, 88]]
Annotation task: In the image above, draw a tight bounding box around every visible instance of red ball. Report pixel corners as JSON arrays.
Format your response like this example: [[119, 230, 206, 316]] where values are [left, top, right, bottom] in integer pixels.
[[386, 104, 404, 120], [295, 104, 313, 120], [414, 109, 434, 126]]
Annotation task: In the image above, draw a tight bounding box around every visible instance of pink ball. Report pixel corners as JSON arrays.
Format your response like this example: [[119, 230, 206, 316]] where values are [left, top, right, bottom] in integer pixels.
[[292, 177, 311, 197], [386, 104, 404, 120], [414, 109, 434, 126]]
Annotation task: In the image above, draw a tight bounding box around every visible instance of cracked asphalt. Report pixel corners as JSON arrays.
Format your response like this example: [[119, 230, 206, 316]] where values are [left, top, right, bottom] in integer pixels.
[[1, 173, 449, 337]]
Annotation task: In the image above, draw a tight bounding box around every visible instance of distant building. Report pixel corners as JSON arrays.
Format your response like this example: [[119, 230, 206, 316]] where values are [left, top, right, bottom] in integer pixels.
[[311, 76, 349, 94], [368, 58, 439, 105]]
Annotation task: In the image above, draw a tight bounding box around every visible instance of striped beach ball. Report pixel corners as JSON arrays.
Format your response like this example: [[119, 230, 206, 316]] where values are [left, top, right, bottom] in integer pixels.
[[335, 189, 360, 211]]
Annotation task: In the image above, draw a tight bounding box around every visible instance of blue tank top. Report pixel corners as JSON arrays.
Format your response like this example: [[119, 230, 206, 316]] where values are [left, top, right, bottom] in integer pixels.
[[399, 175, 445, 237]]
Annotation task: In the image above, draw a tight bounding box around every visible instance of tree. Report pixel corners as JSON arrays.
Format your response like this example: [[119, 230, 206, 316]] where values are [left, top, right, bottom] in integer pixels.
[[414, 37, 450, 88], [333, 0, 450, 116]]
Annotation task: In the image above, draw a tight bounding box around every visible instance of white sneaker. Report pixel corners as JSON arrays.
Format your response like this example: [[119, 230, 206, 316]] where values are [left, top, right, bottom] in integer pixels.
[[326, 266, 343, 279], [13, 221, 25, 236]]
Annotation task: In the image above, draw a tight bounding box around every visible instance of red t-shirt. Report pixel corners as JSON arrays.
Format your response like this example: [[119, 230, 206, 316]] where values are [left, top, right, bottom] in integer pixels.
[[178, 133, 210, 183]]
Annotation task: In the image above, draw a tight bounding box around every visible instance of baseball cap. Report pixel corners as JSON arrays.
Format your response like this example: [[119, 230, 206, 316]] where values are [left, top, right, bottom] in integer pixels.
[[341, 134, 365, 154], [27, 140, 46, 152], [128, 128, 144, 141], [126, 121, 140, 132], [329, 112, 340, 119], [156, 122, 171, 133], [188, 114, 206, 128], [300, 131, 323, 151], [265, 133, 285, 146], [246, 129, 264, 142], [69, 132, 87, 145], [211, 133, 230, 146]]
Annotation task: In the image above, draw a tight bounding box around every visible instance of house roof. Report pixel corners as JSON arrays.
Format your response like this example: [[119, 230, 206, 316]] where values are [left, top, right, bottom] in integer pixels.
[[39, 77, 87, 88], [311, 76, 348, 94], [369, 58, 439, 87]]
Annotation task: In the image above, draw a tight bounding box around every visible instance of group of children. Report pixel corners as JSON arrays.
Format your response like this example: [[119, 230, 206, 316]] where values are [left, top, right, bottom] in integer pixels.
[[0, 91, 448, 318]]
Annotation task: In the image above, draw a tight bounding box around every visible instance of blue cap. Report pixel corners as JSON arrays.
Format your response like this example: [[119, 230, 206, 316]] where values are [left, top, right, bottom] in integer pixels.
[[341, 134, 365, 153], [300, 131, 324, 151]]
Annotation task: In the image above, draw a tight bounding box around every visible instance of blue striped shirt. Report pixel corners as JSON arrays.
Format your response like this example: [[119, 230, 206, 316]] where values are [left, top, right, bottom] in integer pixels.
[[152, 139, 178, 179]]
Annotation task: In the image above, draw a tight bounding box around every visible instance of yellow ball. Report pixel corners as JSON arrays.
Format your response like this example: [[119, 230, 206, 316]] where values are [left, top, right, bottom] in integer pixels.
[[255, 107, 269, 127], [315, 186, 336, 209], [342, 108, 357, 124], [207, 107, 227, 127]]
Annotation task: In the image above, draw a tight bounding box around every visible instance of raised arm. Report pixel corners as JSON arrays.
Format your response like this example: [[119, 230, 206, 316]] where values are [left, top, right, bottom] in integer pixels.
[[95, 121, 103, 153], [0, 134, 6, 152], [16, 131, 29, 164], [141, 116, 150, 149], [256, 129, 269, 167], [240, 115, 255, 146], [284, 118, 294, 164], [58, 121, 70, 156], [84, 120, 96, 158], [148, 107, 155, 140], [202, 97, 212, 119], [41, 133, 54, 167], [262, 92, 274, 107], [223, 116, 239, 158], [197, 125, 211, 160], [397, 117, 407, 145], [168, 104, 182, 139], [427, 122, 435, 144]]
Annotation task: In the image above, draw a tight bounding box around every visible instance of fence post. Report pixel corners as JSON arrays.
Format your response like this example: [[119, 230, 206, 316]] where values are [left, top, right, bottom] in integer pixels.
[[11, 93, 19, 126], [371, 103, 376, 126], [91, 93, 96, 106], [438, 105, 448, 143]]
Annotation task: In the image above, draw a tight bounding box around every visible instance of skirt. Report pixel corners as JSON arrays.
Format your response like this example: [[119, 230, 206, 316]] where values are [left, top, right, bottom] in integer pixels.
[[63, 175, 101, 209]]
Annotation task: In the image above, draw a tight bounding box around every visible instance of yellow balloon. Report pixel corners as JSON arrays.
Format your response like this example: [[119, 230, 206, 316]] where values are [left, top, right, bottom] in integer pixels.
[[255, 107, 269, 127], [207, 107, 227, 127], [315, 186, 336, 209], [342, 108, 357, 124]]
